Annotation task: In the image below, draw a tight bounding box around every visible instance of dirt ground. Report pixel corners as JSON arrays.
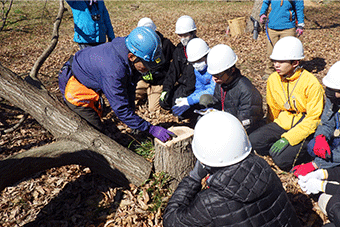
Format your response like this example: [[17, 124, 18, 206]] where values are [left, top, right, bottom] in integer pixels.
[[1, 0, 340, 226]]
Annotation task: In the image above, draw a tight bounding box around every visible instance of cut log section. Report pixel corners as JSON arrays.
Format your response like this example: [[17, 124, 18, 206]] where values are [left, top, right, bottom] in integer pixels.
[[154, 126, 196, 190]]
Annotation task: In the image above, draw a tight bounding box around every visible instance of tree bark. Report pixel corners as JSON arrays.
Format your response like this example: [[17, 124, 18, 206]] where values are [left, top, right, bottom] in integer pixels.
[[245, 0, 263, 33], [154, 126, 196, 190], [0, 63, 152, 188]]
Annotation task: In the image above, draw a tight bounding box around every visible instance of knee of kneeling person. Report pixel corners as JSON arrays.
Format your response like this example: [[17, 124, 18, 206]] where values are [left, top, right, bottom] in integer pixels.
[[326, 195, 340, 226], [271, 156, 293, 172]]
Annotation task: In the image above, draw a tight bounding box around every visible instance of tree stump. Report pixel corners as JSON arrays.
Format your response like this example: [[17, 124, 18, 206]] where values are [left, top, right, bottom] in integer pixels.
[[245, 0, 263, 33], [154, 126, 196, 190]]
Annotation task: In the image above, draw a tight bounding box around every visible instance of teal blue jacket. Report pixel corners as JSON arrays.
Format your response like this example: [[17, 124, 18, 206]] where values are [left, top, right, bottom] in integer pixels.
[[260, 0, 304, 30], [66, 0, 115, 44]]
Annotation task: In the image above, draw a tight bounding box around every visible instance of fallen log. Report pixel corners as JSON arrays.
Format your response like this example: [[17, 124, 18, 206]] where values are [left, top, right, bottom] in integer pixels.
[[0, 63, 152, 188]]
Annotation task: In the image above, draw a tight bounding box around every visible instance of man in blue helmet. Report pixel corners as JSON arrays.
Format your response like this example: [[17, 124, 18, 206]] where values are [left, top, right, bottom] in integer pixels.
[[58, 27, 175, 142]]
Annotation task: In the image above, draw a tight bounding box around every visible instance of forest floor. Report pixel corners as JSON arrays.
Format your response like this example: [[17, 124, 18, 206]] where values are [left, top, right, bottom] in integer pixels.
[[1, 0, 340, 226]]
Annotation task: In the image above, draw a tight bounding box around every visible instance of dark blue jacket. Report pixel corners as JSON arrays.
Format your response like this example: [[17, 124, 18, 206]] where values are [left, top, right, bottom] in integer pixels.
[[314, 98, 339, 140], [66, 0, 115, 44], [309, 97, 340, 169], [69, 37, 150, 131]]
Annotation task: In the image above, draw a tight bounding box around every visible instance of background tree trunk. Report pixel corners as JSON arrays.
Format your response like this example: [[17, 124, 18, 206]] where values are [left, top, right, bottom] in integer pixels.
[[0, 63, 152, 188], [245, 0, 263, 33], [154, 126, 196, 190]]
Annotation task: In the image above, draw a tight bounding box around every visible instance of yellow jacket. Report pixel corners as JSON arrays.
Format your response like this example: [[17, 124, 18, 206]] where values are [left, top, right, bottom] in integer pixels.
[[266, 68, 324, 146]]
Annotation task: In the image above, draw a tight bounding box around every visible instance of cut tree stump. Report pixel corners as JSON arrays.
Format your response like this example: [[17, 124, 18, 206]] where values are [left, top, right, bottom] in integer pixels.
[[154, 126, 196, 190]]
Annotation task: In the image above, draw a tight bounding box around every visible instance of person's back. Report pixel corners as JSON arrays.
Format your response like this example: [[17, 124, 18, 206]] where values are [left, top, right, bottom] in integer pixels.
[[164, 153, 301, 227], [163, 112, 300, 227]]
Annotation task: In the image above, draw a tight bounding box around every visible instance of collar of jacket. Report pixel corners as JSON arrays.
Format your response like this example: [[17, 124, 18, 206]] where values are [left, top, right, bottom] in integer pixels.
[[221, 67, 241, 91], [281, 67, 304, 82], [156, 31, 164, 41]]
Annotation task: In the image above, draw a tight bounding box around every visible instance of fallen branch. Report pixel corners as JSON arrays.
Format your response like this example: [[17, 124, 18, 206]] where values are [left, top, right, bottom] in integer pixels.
[[0, 63, 153, 188]]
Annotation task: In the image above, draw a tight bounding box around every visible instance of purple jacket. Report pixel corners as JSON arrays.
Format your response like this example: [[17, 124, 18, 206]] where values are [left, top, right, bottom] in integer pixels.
[[69, 37, 150, 131]]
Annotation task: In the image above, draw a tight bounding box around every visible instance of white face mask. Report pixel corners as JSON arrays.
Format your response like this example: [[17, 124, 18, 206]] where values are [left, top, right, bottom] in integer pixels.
[[180, 37, 191, 46], [193, 61, 207, 72]]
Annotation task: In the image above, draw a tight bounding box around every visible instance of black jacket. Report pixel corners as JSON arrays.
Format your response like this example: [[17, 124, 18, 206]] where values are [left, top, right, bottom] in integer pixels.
[[163, 153, 301, 227], [139, 31, 175, 86], [213, 68, 264, 134], [162, 42, 196, 103]]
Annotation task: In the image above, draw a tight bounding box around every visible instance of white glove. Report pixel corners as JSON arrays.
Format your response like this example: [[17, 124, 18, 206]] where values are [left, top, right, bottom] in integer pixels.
[[175, 97, 189, 107], [298, 169, 327, 183], [298, 178, 326, 195]]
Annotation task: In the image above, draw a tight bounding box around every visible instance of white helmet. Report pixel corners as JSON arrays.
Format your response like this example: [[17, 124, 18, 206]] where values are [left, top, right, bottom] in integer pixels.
[[137, 17, 157, 31], [207, 44, 238, 75], [186, 38, 210, 62], [270, 36, 305, 60], [323, 61, 340, 90], [175, 15, 196, 34], [192, 111, 252, 167]]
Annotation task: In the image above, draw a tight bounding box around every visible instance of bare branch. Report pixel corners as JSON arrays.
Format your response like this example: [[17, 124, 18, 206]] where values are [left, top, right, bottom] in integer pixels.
[[28, 0, 65, 83], [1, 113, 29, 134], [0, 0, 14, 32]]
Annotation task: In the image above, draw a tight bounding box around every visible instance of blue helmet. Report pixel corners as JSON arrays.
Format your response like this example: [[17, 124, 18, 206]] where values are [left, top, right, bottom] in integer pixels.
[[125, 26, 163, 70]]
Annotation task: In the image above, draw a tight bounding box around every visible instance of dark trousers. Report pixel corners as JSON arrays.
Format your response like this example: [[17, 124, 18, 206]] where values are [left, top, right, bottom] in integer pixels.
[[326, 194, 340, 227], [249, 122, 313, 171], [65, 99, 103, 132], [160, 84, 192, 110]]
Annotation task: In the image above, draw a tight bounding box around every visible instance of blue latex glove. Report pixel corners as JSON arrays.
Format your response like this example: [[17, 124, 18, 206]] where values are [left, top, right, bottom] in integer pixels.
[[149, 125, 176, 142], [269, 138, 289, 157], [172, 104, 190, 116]]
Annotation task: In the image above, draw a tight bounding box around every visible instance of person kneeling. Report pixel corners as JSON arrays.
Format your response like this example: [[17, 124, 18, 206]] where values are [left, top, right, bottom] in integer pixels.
[[163, 111, 301, 226], [249, 36, 324, 171]]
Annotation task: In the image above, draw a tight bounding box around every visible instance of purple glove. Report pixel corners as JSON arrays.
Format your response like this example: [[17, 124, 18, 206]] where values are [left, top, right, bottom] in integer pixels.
[[149, 125, 176, 142], [296, 26, 303, 37], [260, 14, 267, 24]]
